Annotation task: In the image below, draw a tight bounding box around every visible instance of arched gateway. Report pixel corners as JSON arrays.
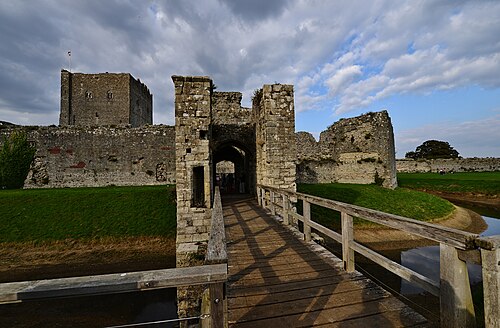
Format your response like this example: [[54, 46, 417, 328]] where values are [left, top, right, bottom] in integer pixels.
[[172, 76, 296, 317]]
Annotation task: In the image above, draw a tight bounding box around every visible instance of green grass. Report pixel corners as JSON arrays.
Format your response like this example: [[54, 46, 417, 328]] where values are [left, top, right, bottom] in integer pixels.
[[297, 183, 454, 229], [0, 185, 177, 243], [397, 172, 500, 195]]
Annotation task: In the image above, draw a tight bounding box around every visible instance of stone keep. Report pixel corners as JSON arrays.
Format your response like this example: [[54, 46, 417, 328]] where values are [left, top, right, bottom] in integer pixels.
[[60, 70, 152, 127]]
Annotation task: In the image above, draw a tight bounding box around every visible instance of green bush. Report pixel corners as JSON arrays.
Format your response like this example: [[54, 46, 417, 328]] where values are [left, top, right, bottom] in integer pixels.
[[0, 131, 36, 189]]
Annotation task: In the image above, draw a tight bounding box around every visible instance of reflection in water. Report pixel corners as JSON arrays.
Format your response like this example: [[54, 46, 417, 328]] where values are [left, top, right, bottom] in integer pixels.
[[0, 288, 178, 328], [400, 216, 500, 295]]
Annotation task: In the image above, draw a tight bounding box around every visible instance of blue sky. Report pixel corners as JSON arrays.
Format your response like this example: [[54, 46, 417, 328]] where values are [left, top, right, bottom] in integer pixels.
[[0, 0, 499, 158]]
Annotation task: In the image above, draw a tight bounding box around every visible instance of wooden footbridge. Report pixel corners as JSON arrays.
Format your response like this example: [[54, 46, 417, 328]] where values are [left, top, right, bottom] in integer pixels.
[[223, 195, 429, 327], [0, 186, 498, 328]]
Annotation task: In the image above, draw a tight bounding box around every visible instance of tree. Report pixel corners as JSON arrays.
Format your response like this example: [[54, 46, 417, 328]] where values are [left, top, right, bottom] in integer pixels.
[[0, 131, 36, 189], [405, 140, 459, 160]]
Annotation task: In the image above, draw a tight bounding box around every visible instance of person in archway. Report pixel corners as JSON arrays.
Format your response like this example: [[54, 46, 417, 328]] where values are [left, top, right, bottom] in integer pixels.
[[239, 174, 245, 193]]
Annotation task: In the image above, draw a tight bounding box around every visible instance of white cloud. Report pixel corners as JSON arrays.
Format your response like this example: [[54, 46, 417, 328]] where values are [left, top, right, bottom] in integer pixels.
[[0, 0, 499, 134], [325, 65, 362, 97], [396, 115, 500, 158]]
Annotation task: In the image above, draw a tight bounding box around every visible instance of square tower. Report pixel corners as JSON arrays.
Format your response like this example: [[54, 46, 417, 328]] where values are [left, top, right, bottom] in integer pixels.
[[59, 70, 152, 127]]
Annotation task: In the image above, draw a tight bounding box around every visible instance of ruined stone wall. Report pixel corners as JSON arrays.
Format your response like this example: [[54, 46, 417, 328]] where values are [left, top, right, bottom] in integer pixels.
[[212, 91, 252, 125], [254, 85, 296, 191], [396, 158, 500, 173], [296, 111, 397, 188], [59, 70, 152, 127], [0, 125, 175, 188]]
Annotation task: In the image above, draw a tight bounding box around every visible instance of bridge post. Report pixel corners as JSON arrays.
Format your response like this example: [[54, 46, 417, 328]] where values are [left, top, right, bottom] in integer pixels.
[[303, 200, 312, 242], [209, 282, 225, 328], [261, 188, 266, 209], [439, 243, 476, 328], [341, 212, 355, 272], [270, 191, 275, 216], [282, 194, 289, 225], [479, 236, 500, 328]]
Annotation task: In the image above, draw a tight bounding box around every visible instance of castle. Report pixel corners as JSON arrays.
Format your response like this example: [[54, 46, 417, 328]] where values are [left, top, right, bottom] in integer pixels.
[[0, 71, 399, 193]]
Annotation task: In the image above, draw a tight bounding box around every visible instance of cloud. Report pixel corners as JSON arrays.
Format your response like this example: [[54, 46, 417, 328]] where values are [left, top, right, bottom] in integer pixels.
[[218, 0, 291, 22], [396, 115, 500, 158], [0, 0, 499, 132], [325, 65, 362, 97]]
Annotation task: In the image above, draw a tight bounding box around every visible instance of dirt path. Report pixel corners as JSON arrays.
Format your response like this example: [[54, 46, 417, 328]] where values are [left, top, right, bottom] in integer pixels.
[[0, 236, 176, 283]]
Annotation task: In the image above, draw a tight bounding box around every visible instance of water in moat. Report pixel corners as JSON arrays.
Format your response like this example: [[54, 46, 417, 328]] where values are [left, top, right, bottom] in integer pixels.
[[337, 200, 500, 325], [2, 199, 498, 327]]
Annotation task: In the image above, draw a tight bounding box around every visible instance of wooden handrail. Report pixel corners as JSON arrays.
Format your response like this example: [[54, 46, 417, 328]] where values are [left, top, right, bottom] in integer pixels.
[[0, 264, 227, 304], [203, 186, 227, 328], [257, 184, 499, 328], [206, 186, 227, 264], [257, 184, 477, 250]]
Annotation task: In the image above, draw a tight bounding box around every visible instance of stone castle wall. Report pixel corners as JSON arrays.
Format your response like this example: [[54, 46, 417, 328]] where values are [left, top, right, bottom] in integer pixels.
[[396, 158, 500, 173], [296, 111, 398, 188], [254, 85, 296, 191], [1, 125, 175, 188], [212, 91, 252, 125], [59, 70, 152, 127]]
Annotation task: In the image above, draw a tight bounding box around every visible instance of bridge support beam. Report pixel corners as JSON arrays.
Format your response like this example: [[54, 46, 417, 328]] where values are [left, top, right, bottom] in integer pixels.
[[440, 243, 476, 328], [341, 212, 355, 273], [480, 236, 500, 328]]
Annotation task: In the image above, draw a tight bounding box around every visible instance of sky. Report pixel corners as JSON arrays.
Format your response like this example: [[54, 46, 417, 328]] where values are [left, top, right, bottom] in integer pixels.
[[0, 0, 499, 158]]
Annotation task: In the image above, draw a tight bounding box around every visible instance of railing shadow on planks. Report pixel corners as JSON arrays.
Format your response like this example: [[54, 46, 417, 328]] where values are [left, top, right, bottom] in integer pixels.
[[257, 184, 499, 328], [0, 187, 228, 328]]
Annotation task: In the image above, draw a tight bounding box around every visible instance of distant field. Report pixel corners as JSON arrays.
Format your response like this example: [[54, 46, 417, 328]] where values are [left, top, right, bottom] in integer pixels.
[[297, 183, 454, 228], [0, 185, 177, 243], [397, 172, 500, 195]]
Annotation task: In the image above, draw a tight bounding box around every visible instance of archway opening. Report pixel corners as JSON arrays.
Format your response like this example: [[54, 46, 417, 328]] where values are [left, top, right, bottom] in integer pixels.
[[213, 142, 255, 195]]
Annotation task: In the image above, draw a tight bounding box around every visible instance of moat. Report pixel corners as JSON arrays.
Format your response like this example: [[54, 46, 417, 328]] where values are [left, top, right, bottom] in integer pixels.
[[0, 198, 497, 327]]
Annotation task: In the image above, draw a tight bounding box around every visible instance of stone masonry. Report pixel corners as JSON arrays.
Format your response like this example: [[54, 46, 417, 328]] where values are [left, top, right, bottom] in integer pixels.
[[0, 125, 175, 188], [254, 85, 297, 191], [172, 76, 213, 321], [396, 157, 500, 173], [296, 111, 398, 189], [60, 70, 152, 127]]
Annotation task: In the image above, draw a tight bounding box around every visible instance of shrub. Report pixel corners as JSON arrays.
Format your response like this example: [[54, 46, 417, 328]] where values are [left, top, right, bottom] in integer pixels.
[[0, 131, 36, 189]]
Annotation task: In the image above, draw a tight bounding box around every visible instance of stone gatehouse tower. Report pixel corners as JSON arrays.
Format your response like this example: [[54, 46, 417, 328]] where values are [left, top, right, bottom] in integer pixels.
[[60, 70, 152, 127], [172, 75, 296, 317]]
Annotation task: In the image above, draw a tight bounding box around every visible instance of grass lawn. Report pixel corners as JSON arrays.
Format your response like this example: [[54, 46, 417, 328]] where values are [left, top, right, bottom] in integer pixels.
[[397, 171, 500, 196], [0, 185, 177, 243], [297, 183, 454, 228]]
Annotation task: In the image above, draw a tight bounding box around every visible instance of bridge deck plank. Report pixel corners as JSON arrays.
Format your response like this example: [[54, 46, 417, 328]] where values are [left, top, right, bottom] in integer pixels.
[[224, 196, 432, 327]]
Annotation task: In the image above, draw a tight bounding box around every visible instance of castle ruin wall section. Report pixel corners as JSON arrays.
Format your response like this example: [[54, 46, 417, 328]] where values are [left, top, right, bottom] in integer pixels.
[[296, 111, 397, 189], [212, 91, 252, 125], [0, 126, 175, 189], [396, 158, 500, 173]]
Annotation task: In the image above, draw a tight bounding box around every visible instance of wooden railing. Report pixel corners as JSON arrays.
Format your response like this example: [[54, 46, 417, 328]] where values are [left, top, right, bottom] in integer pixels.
[[257, 184, 500, 328], [202, 186, 227, 328], [0, 187, 228, 328]]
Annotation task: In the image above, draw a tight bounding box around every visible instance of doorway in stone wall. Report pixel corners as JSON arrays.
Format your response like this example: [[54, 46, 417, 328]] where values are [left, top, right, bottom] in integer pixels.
[[213, 142, 255, 196]]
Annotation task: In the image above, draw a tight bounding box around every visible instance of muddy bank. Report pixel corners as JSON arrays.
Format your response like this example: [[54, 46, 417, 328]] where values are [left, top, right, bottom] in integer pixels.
[[0, 236, 176, 283], [418, 190, 499, 212]]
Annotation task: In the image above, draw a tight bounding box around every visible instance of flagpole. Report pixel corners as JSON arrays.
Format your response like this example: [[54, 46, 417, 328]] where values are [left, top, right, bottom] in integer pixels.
[[68, 51, 72, 72]]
